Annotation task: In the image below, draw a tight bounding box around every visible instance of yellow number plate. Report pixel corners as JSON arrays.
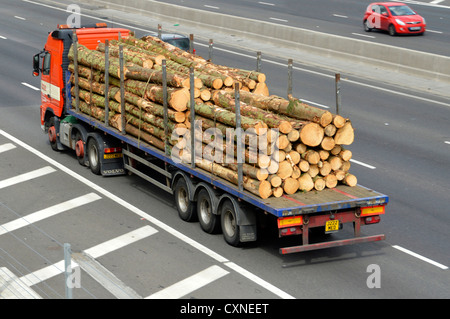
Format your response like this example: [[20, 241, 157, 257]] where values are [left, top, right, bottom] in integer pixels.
[[325, 220, 340, 233], [104, 153, 123, 159]]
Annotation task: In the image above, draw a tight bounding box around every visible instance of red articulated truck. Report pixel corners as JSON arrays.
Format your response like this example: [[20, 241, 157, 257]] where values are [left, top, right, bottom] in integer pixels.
[[33, 24, 388, 254]]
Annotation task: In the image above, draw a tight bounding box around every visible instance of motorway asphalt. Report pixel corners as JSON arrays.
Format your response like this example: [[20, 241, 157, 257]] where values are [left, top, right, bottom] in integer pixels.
[[0, 0, 448, 300]]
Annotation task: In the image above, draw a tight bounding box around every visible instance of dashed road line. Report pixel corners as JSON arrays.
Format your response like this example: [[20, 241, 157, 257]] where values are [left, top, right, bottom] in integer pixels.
[[21, 82, 40, 91], [0, 193, 101, 236], [392, 245, 448, 270], [0, 166, 56, 189], [146, 265, 229, 299], [19, 225, 158, 287], [0, 143, 16, 153]]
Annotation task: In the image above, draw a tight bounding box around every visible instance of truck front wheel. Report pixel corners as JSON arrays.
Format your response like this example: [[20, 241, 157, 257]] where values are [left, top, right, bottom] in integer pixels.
[[47, 117, 58, 151], [221, 200, 240, 246]]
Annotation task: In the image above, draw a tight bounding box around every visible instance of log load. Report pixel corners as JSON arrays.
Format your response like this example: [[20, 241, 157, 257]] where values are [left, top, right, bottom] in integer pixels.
[[67, 35, 358, 199]]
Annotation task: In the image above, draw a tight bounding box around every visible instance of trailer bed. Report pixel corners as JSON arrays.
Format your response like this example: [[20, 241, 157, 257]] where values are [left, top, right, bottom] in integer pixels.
[[68, 109, 389, 218]]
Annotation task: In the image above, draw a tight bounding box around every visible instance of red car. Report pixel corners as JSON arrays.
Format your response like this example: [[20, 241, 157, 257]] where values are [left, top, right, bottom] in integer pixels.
[[363, 2, 426, 35]]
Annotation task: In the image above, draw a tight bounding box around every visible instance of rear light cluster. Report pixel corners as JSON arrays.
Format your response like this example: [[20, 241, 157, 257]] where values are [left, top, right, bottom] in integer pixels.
[[364, 215, 381, 224], [104, 147, 122, 153], [280, 227, 301, 236]]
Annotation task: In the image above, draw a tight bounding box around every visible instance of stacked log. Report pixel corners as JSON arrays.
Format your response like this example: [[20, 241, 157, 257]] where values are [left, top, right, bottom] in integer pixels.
[[68, 34, 357, 199]]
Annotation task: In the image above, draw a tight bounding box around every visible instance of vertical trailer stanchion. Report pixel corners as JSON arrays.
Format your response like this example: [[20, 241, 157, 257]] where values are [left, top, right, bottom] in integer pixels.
[[256, 51, 262, 73], [73, 32, 79, 112], [287, 59, 293, 98], [335, 73, 341, 115], [119, 44, 125, 134], [208, 39, 214, 62], [104, 40, 110, 126], [235, 84, 244, 192], [190, 67, 196, 168], [162, 60, 169, 156]]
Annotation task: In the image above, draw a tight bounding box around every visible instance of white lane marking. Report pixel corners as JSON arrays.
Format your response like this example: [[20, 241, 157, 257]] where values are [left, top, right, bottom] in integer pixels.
[[333, 14, 348, 18], [204, 5, 220, 10], [224, 261, 295, 299], [430, 0, 445, 4], [0, 166, 56, 189], [14, 16, 26, 20], [19, 225, 158, 286], [392, 245, 448, 270], [259, 2, 275, 6], [21, 82, 40, 91], [146, 265, 229, 299], [352, 32, 376, 38], [0, 129, 294, 299], [426, 29, 443, 34], [301, 99, 330, 109], [350, 159, 376, 169], [0, 143, 16, 153], [84, 225, 158, 259], [270, 17, 288, 22], [0, 193, 101, 236], [0, 35, 7, 39], [444, 141, 450, 145]]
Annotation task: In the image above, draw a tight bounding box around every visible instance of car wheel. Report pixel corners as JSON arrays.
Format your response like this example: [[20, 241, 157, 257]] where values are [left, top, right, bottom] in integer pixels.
[[388, 24, 397, 36], [363, 20, 372, 32]]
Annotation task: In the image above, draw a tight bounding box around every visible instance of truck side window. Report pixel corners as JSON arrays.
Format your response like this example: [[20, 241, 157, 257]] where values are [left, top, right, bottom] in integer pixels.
[[43, 52, 51, 75]]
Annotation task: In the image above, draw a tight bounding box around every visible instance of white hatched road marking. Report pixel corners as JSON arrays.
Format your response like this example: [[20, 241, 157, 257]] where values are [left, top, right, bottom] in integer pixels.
[[145, 265, 229, 299], [0, 193, 101, 236], [0, 143, 16, 153], [19, 225, 158, 287], [0, 166, 56, 189], [0, 129, 295, 299]]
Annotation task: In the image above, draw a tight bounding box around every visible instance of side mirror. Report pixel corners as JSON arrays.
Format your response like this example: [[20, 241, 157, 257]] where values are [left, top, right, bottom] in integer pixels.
[[32, 53, 40, 77]]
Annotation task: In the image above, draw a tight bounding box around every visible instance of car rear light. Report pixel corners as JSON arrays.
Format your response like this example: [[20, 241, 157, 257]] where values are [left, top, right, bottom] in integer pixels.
[[365, 215, 381, 224]]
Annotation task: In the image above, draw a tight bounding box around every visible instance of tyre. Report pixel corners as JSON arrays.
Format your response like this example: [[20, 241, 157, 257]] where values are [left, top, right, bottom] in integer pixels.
[[363, 20, 372, 32], [388, 24, 397, 36], [173, 177, 196, 222], [220, 200, 240, 246], [47, 117, 59, 151], [75, 132, 85, 166], [197, 188, 220, 234], [87, 138, 101, 175]]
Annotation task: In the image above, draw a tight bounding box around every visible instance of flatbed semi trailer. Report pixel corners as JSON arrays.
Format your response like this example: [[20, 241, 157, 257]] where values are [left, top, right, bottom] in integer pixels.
[[33, 24, 388, 254]]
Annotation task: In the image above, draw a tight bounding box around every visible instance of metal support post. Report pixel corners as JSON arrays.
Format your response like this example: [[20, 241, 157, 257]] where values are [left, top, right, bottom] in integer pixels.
[[158, 24, 162, 38], [208, 39, 214, 62], [64, 243, 73, 299], [256, 51, 262, 72], [235, 84, 243, 192], [73, 32, 79, 112], [190, 67, 196, 168], [335, 73, 341, 115], [287, 59, 293, 98], [119, 45, 125, 134], [162, 60, 169, 155], [104, 40, 110, 126], [189, 34, 194, 54]]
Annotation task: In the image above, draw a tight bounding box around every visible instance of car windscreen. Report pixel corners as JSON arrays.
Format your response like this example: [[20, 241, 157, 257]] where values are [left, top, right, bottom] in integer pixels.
[[388, 5, 416, 16], [165, 38, 190, 51]]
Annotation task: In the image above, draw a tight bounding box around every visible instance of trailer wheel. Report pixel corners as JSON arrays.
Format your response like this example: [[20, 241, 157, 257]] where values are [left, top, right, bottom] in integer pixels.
[[87, 138, 101, 175], [197, 188, 220, 234], [173, 178, 196, 222], [221, 200, 240, 246]]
